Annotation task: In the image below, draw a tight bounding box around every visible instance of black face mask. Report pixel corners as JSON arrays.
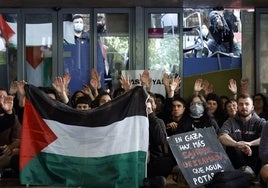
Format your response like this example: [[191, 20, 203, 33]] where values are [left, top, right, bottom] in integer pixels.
[[97, 23, 105, 33]]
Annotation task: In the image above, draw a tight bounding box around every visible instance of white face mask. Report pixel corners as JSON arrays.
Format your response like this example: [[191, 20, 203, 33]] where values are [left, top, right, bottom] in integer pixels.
[[74, 23, 84, 32], [190, 103, 204, 118]]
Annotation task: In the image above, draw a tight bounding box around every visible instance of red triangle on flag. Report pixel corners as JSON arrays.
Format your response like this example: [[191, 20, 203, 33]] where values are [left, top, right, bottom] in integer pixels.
[[26, 46, 43, 69], [19, 99, 57, 170], [0, 14, 15, 44]]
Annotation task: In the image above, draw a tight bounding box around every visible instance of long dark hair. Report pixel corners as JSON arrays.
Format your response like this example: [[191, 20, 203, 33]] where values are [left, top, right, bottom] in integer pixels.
[[253, 93, 268, 112]]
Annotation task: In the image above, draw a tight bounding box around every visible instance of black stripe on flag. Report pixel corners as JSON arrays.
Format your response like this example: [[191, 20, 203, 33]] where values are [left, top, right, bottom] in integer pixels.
[[24, 84, 149, 128]]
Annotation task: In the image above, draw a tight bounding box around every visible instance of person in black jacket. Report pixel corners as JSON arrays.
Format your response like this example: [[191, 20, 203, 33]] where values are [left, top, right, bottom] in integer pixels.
[[146, 98, 175, 187], [166, 93, 219, 136], [207, 10, 241, 57]]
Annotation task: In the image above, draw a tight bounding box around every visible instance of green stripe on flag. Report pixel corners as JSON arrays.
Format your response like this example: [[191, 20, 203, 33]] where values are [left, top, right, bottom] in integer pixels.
[[20, 151, 147, 188]]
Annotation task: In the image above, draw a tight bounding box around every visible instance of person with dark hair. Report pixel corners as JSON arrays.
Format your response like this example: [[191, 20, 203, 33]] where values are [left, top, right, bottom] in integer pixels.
[[206, 93, 226, 127], [166, 93, 219, 136], [154, 93, 165, 116], [220, 95, 230, 110], [65, 14, 90, 94], [207, 10, 241, 57], [91, 91, 111, 108], [145, 98, 174, 188], [0, 88, 21, 178], [72, 14, 89, 42], [70, 90, 88, 108], [224, 99, 238, 119], [187, 94, 219, 132], [253, 93, 268, 120], [74, 95, 92, 110], [165, 95, 187, 135], [219, 93, 266, 178]]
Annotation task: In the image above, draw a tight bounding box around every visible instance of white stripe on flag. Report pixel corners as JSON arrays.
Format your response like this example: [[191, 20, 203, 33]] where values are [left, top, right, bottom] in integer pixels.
[[42, 116, 149, 158]]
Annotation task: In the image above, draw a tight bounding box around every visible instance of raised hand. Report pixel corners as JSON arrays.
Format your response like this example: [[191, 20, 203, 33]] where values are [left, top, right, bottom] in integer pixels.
[[120, 74, 132, 92], [16, 80, 27, 107], [194, 78, 203, 94], [203, 80, 213, 95], [162, 73, 170, 89], [91, 68, 101, 89], [52, 76, 69, 104], [9, 81, 18, 95], [0, 95, 14, 114], [82, 84, 95, 100], [228, 79, 237, 95], [140, 69, 151, 91]]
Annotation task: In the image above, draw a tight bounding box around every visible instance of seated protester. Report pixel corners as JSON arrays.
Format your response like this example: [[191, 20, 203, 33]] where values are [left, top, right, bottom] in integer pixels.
[[223, 99, 238, 119], [167, 94, 219, 135], [91, 91, 111, 108], [0, 88, 21, 177], [74, 95, 92, 110], [165, 95, 187, 136], [259, 122, 268, 186], [220, 95, 230, 111], [146, 98, 175, 187], [147, 91, 158, 112], [253, 93, 268, 120], [184, 94, 219, 133], [70, 90, 88, 108], [206, 93, 226, 128], [156, 73, 181, 124], [154, 93, 165, 116], [218, 93, 266, 177]]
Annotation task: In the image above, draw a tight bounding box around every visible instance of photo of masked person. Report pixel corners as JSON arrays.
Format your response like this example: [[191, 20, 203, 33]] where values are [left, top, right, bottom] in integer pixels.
[[207, 10, 241, 57]]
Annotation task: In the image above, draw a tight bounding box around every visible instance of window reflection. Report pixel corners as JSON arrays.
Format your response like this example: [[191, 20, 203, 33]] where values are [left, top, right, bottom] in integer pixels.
[[259, 14, 268, 95], [97, 13, 129, 93], [25, 14, 52, 87], [0, 14, 17, 89], [147, 13, 180, 75]]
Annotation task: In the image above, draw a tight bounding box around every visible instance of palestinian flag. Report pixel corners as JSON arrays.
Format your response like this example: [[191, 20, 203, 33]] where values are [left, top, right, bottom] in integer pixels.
[[20, 84, 149, 188]]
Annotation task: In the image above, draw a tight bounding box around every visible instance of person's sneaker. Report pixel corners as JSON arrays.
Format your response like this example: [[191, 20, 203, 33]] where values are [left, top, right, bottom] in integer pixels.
[[148, 176, 166, 188], [240, 165, 256, 179]]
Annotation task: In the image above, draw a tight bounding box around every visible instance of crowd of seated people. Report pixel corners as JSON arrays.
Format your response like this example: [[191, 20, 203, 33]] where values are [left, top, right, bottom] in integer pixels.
[[1, 68, 268, 188]]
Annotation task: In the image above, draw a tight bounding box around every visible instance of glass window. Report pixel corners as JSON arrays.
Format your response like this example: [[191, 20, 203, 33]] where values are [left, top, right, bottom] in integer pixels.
[[258, 13, 268, 95], [147, 13, 180, 75], [0, 13, 17, 89], [96, 13, 129, 93], [63, 13, 90, 95], [25, 14, 52, 87]]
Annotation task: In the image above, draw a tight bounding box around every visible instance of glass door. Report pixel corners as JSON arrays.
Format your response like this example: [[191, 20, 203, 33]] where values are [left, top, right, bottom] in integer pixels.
[[256, 9, 268, 96], [95, 11, 130, 93], [145, 9, 182, 97], [62, 12, 91, 95], [0, 12, 18, 89], [24, 11, 55, 87]]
